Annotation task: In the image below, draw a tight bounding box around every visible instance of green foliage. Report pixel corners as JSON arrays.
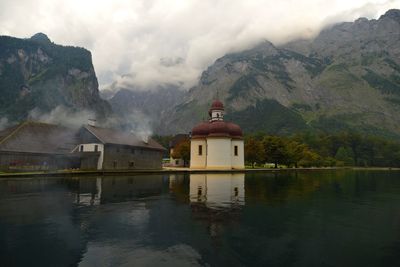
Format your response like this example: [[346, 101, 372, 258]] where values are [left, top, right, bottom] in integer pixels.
[[225, 99, 309, 135], [291, 103, 313, 112], [228, 75, 262, 100], [244, 131, 400, 168], [281, 49, 326, 77], [0, 35, 96, 120], [244, 136, 264, 167], [335, 146, 355, 166], [362, 69, 400, 95], [171, 140, 191, 166]]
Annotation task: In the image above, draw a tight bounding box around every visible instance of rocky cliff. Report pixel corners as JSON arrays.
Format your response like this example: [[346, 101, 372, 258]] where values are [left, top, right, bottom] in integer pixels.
[[161, 9, 400, 138], [0, 33, 111, 123]]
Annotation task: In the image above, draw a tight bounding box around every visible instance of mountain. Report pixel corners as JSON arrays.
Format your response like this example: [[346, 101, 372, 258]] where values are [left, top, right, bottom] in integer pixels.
[[0, 33, 111, 123], [107, 85, 185, 133], [161, 9, 400, 138]]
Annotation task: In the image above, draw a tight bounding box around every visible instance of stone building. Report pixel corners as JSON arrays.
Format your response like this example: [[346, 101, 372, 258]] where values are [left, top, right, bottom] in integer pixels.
[[0, 121, 79, 171], [0, 121, 166, 171], [190, 100, 244, 169], [74, 124, 166, 170]]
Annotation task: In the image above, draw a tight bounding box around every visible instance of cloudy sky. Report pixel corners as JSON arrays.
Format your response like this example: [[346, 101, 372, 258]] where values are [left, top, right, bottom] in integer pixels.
[[1, 0, 399, 90]]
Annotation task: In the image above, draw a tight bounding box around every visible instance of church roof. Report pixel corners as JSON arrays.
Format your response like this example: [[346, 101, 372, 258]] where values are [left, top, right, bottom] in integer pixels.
[[192, 121, 243, 139], [192, 99, 243, 139]]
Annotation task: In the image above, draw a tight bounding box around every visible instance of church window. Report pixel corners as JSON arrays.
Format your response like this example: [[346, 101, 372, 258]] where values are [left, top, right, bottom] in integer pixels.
[[234, 145, 238, 156], [198, 145, 203, 156]]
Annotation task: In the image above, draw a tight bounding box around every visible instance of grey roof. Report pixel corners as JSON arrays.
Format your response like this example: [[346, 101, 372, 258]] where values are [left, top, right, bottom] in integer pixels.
[[84, 125, 166, 151], [0, 121, 78, 154]]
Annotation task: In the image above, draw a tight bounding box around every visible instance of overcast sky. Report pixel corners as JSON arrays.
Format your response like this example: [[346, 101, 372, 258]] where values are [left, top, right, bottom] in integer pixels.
[[1, 0, 399, 90]]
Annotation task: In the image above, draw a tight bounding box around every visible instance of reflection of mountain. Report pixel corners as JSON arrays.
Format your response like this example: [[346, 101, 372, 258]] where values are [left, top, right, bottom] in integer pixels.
[[189, 173, 245, 209], [0, 178, 86, 267]]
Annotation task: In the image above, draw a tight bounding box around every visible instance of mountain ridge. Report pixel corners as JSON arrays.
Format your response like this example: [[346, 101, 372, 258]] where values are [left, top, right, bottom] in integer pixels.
[[0, 33, 111, 125], [156, 9, 400, 138]]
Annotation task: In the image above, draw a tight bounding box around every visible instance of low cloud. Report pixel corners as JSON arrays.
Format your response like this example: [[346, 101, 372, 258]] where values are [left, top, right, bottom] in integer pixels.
[[0, 117, 11, 131], [28, 106, 95, 129], [28, 106, 154, 142], [0, 0, 399, 90]]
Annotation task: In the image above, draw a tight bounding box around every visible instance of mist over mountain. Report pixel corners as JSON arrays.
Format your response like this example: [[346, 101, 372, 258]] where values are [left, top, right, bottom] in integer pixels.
[[0, 33, 111, 127], [106, 84, 185, 134], [156, 9, 400, 138]]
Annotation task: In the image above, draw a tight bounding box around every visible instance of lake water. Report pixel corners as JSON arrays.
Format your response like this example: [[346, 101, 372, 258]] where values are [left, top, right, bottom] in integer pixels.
[[1, 170, 400, 266]]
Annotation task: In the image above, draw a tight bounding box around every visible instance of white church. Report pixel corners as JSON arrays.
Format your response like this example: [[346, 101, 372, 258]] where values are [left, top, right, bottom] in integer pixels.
[[190, 99, 244, 169]]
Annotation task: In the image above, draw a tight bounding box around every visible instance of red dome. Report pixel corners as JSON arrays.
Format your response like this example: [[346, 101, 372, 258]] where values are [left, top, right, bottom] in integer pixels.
[[227, 122, 243, 137], [208, 121, 230, 136], [191, 122, 209, 136], [210, 99, 224, 110]]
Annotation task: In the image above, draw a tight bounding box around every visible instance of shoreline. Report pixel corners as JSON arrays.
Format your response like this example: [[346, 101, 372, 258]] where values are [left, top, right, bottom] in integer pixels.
[[0, 167, 399, 179]]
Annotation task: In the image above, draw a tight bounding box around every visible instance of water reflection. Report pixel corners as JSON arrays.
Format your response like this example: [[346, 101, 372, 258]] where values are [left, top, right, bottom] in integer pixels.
[[189, 173, 245, 209], [1, 171, 400, 266], [71, 175, 167, 205]]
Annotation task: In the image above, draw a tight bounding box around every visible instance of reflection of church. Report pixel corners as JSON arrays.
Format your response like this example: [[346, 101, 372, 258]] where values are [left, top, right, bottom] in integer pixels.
[[189, 173, 245, 209]]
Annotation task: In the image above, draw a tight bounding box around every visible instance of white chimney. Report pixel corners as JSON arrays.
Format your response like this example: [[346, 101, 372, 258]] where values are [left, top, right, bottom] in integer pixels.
[[88, 119, 96, 127]]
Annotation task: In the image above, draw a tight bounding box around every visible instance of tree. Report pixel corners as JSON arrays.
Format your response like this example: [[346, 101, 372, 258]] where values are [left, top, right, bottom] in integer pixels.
[[335, 146, 355, 166], [171, 140, 190, 167], [244, 137, 265, 167], [263, 136, 287, 168], [285, 140, 307, 168]]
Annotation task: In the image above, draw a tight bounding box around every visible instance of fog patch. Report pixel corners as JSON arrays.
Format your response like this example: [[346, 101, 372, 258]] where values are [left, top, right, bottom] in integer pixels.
[[0, 117, 11, 131], [28, 106, 95, 129], [104, 111, 153, 143]]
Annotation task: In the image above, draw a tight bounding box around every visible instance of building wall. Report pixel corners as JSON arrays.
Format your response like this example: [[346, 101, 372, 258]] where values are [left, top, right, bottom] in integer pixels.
[[206, 137, 232, 169], [77, 143, 104, 170], [0, 151, 55, 171], [169, 148, 185, 167], [0, 151, 80, 171], [231, 140, 245, 169], [190, 139, 207, 169], [102, 144, 163, 170]]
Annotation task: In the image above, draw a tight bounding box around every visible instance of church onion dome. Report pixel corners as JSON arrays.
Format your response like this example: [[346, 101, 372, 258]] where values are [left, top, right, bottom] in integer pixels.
[[227, 122, 243, 138], [210, 99, 224, 110], [208, 121, 230, 137], [191, 122, 210, 137], [191, 121, 243, 139]]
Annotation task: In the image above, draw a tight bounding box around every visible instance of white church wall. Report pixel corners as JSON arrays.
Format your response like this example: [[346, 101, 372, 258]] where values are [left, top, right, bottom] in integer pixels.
[[231, 140, 245, 169], [190, 139, 207, 168], [206, 137, 231, 169]]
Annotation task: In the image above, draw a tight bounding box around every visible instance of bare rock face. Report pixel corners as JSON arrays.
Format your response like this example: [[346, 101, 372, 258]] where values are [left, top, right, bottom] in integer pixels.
[[162, 9, 400, 138], [0, 33, 111, 122]]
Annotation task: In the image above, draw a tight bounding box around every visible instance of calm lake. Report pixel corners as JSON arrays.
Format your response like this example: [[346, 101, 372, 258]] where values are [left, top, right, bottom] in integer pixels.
[[1, 170, 400, 266]]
